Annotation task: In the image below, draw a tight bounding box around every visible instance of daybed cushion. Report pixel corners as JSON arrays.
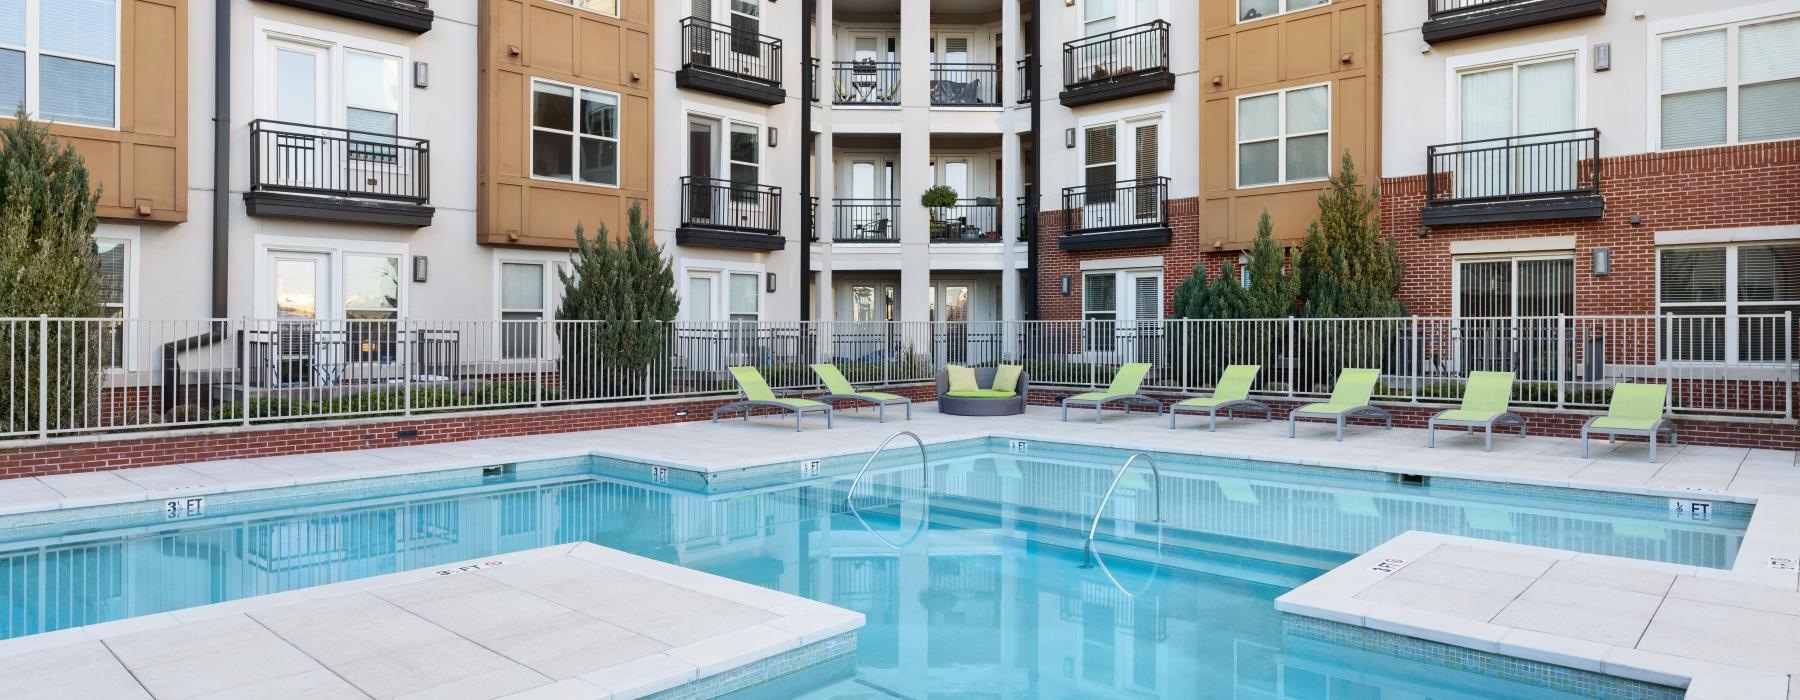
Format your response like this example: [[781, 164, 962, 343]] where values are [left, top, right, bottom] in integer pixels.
[[992, 364, 1023, 393], [948, 365, 979, 393], [947, 389, 1016, 399]]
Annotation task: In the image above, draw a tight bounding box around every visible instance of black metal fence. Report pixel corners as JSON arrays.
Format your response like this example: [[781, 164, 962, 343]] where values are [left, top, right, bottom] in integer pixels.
[[680, 176, 781, 234], [931, 63, 1000, 106], [1063, 20, 1169, 89], [1426, 128, 1600, 205], [834, 199, 899, 242], [831, 61, 901, 105], [930, 199, 1001, 241], [1062, 177, 1169, 235], [680, 17, 782, 86], [1429, 0, 1524, 17], [249, 119, 430, 203]]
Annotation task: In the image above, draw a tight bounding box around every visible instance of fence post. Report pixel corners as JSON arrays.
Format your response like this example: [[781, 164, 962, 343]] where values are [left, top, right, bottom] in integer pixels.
[[402, 318, 413, 417], [535, 320, 545, 408], [1787, 311, 1794, 420], [1285, 316, 1296, 398], [240, 317, 251, 427], [1409, 315, 1420, 402], [1555, 314, 1566, 409], [643, 363, 653, 402], [36, 314, 47, 439]]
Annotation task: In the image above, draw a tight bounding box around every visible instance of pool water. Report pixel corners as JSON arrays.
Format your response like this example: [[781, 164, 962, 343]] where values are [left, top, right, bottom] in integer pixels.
[[0, 442, 1745, 698]]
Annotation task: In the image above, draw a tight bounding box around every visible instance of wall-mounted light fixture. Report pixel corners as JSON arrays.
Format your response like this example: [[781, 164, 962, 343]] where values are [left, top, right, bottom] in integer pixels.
[[766, 272, 778, 293], [1594, 43, 1612, 72], [768, 127, 778, 148], [1629, 213, 1644, 226], [1064, 128, 1075, 148], [413, 61, 430, 88], [1593, 247, 1612, 276], [1417, 226, 1430, 238], [1059, 275, 1071, 296], [411, 256, 429, 283]]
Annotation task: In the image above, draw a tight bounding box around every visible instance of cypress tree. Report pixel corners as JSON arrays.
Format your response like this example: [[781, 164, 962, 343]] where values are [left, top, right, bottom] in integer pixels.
[[1243, 210, 1299, 319], [556, 202, 677, 396], [0, 112, 104, 433], [1295, 152, 1404, 318], [1198, 260, 1250, 320], [1171, 263, 1209, 320]]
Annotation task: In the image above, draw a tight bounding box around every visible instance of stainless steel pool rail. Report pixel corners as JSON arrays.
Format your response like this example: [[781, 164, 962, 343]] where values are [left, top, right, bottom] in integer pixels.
[[844, 430, 931, 549], [1082, 452, 1164, 569]]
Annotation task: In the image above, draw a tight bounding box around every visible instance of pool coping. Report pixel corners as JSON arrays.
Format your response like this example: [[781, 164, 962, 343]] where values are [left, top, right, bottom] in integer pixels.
[[0, 542, 864, 699], [1273, 531, 1797, 699]]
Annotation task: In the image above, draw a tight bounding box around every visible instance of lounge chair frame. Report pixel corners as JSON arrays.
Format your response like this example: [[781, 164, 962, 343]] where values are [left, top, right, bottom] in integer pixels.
[[1427, 412, 1526, 451], [1170, 399, 1272, 431], [712, 397, 833, 432], [1581, 419, 1678, 463], [1063, 394, 1164, 424], [817, 394, 911, 422], [1287, 405, 1393, 441]]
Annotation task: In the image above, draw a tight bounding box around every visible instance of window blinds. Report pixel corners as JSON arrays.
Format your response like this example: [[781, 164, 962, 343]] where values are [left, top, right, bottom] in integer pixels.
[[1740, 18, 1800, 142], [1661, 29, 1727, 149], [1658, 248, 1727, 304]]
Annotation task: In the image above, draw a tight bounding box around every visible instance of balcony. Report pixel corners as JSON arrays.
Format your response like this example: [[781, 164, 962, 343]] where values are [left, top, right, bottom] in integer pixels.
[[676, 176, 785, 251], [930, 199, 1002, 242], [676, 18, 785, 106], [1059, 177, 1171, 251], [1422, 128, 1603, 226], [830, 61, 900, 106], [243, 119, 434, 228], [1423, 0, 1606, 44], [931, 63, 1001, 106], [1059, 21, 1173, 107], [1016, 59, 1032, 104], [259, 0, 433, 33], [834, 199, 899, 242]]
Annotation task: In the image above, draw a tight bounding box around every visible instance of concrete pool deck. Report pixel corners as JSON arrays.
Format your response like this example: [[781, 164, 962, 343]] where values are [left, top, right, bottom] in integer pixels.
[[0, 403, 1795, 698], [0, 542, 863, 699]]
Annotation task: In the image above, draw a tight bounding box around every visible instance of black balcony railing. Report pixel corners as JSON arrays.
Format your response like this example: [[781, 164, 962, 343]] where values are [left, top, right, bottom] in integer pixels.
[[1425, 128, 1600, 205], [249, 119, 430, 203], [681, 176, 781, 234], [1062, 177, 1169, 235], [807, 58, 820, 102], [1016, 58, 1033, 103], [1017, 195, 1037, 240], [1423, 0, 1609, 43], [834, 199, 899, 242], [931, 63, 1000, 106], [680, 17, 782, 86], [831, 61, 900, 105], [931, 199, 1001, 241], [1063, 20, 1169, 90], [806, 195, 818, 240]]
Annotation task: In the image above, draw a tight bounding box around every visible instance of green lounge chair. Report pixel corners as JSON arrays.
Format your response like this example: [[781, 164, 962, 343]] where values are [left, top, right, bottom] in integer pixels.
[[712, 366, 833, 432], [1062, 363, 1162, 424], [809, 363, 911, 422], [1287, 368, 1392, 441], [1170, 364, 1271, 431], [1426, 371, 1526, 452], [1582, 383, 1676, 462]]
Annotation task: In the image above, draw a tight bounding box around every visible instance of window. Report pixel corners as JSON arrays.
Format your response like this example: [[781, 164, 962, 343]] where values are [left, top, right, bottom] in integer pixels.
[[1083, 269, 1162, 355], [1454, 255, 1573, 378], [344, 50, 403, 161], [1238, 0, 1326, 23], [501, 262, 546, 359], [1237, 83, 1329, 187], [552, 0, 617, 17], [1659, 243, 1800, 363], [531, 79, 620, 186], [95, 238, 126, 367], [1084, 124, 1117, 202], [728, 272, 759, 322], [1659, 16, 1800, 150], [728, 122, 759, 201], [344, 254, 399, 362], [1455, 56, 1578, 198], [0, 0, 118, 127]]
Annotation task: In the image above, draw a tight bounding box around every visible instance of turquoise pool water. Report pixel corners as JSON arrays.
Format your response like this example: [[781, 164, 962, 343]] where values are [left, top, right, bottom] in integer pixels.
[[0, 440, 1746, 698]]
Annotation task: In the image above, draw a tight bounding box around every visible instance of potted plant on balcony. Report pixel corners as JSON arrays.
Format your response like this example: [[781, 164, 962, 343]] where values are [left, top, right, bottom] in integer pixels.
[[921, 185, 958, 239]]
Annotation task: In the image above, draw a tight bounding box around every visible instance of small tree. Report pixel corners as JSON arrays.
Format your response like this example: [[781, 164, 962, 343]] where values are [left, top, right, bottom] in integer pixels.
[[1243, 210, 1299, 318], [0, 112, 104, 433], [1295, 153, 1403, 319], [557, 202, 678, 397]]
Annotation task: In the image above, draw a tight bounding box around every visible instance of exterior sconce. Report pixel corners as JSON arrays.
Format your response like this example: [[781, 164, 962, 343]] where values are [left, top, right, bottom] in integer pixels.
[[1417, 226, 1429, 238], [411, 256, 428, 283], [1593, 248, 1612, 276], [1594, 43, 1612, 71], [1059, 275, 1071, 296], [1064, 128, 1075, 148], [412, 61, 429, 88], [1629, 213, 1644, 226], [766, 272, 778, 293], [768, 127, 778, 148]]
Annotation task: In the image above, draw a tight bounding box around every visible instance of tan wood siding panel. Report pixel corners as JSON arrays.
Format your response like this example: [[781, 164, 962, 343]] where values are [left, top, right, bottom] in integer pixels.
[[479, 0, 651, 249]]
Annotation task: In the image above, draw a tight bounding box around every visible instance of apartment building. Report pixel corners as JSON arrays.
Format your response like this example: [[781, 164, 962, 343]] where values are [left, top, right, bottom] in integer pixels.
[[1382, 0, 1799, 369]]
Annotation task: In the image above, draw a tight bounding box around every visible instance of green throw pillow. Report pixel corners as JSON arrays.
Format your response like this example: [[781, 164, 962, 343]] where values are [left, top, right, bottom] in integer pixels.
[[991, 364, 1023, 393], [947, 365, 979, 393]]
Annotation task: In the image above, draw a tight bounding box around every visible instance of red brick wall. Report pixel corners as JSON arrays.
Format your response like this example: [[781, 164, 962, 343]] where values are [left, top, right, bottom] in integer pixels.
[[0, 384, 940, 479], [1384, 140, 1800, 316], [1036, 197, 1245, 319]]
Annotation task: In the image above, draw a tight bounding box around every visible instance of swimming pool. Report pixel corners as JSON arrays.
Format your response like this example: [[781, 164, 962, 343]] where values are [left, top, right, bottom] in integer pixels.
[[0, 439, 1747, 698]]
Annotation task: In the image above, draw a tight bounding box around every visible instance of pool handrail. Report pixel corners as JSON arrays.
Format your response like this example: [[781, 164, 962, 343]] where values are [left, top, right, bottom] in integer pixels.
[[1083, 452, 1164, 568], [845, 430, 931, 549]]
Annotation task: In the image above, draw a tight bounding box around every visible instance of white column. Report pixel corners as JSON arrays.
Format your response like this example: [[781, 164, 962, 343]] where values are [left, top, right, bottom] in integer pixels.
[[815, 3, 835, 326], [1000, 1, 1024, 331], [897, 0, 933, 323]]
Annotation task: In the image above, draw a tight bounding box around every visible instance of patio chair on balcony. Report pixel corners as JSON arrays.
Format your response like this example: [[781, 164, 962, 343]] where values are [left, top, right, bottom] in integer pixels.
[[809, 364, 911, 422], [855, 218, 891, 239], [1581, 383, 1677, 463], [1287, 368, 1392, 442], [713, 366, 833, 432], [1062, 362, 1160, 424], [1169, 364, 1271, 431], [1425, 371, 1526, 452]]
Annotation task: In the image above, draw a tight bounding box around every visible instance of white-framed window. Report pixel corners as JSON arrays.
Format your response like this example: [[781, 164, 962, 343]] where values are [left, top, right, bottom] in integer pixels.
[[1082, 268, 1161, 354], [1238, 0, 1326, 24], [343, 253, 400, 362], [1658, 14, 1800, 150], [0, 0, 119, 128], [1658, 242, 1800, 364], [94, 236, 128, 367], [531, 78, 620, 187], [552, 0, 617, 18], [500, 261, 548, 359], [727, 121, 760, 201], [728, 272, 760, 322], [1079, 113, 1163, 227], [1237, 83, 1329, 188]]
